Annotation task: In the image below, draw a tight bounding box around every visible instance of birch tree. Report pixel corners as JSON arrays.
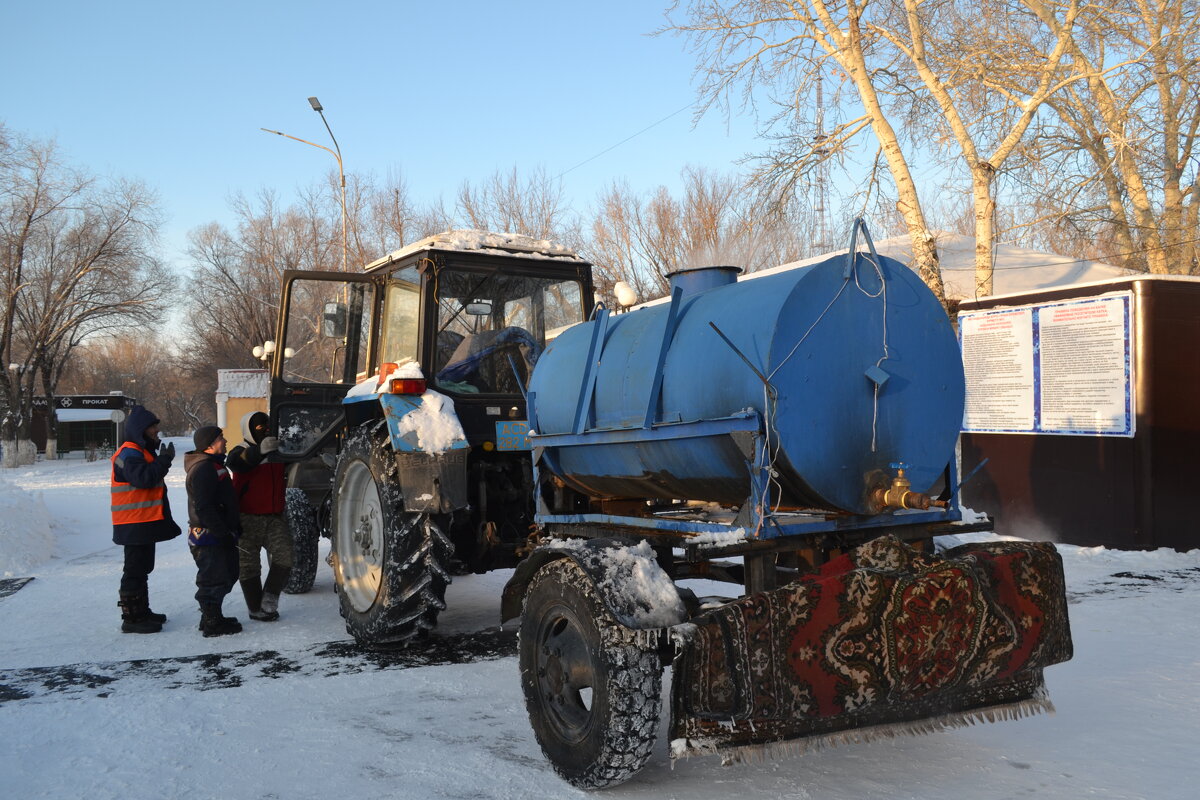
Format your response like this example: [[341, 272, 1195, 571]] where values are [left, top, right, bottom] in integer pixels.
[[1022, 0, 1200, 274], [667, 0, 1089, 298]]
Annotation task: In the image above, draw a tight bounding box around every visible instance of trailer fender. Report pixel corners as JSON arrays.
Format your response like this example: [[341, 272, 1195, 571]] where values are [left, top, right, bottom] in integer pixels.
[[502, 538, 687, 630]]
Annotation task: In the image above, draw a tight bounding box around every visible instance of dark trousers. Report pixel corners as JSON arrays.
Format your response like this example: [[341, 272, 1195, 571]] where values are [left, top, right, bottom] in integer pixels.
[[190, 543, 239, 606], [120, 544, 157, 595]]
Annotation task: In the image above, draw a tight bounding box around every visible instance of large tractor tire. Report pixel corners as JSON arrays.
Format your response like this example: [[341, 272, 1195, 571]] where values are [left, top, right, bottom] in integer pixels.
[[329, 426, 453, 647], [519, 558, 663, 789], [283, 488, 320, 595]]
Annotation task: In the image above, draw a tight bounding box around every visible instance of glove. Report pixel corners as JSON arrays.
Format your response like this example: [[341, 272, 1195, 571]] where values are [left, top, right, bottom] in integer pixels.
[[258, 436, 280, 455], [159, 442, 175, 464]]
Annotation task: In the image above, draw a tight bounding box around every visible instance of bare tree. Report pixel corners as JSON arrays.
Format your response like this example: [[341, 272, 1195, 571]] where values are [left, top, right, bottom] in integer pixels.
[[584, 166, 804, 304], [456, 166, 576, 242], [0, 127, 173, 464]]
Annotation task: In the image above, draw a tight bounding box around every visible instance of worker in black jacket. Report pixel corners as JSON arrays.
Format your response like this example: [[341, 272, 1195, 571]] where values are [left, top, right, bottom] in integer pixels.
[[183, 425, 243, 637]]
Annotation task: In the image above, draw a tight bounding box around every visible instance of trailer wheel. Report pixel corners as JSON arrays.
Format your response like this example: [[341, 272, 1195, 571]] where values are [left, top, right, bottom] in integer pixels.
[[283, 488, 320, 595], [330, 428, 453, 647], [520, 559, 662, 789]]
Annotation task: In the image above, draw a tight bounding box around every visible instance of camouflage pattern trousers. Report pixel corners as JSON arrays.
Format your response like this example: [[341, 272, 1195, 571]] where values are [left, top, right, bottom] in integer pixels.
[[237, 513, 293, 579]]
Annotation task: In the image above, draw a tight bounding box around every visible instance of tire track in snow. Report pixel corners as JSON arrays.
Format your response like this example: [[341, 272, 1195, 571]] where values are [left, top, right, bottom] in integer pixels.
[[0, 627, 517, 704]]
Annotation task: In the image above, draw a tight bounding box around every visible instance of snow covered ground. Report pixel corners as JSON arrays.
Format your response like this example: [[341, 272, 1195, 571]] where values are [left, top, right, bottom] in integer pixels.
[[1, 445, 1198, 799]]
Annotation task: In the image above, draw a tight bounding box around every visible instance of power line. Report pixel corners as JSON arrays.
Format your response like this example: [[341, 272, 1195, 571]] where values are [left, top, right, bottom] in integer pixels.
[[551, 102, 695, 182]]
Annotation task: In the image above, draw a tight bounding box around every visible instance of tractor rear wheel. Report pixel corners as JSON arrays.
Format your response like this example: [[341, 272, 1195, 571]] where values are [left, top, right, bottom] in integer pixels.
[[330, 426, 453, 647]]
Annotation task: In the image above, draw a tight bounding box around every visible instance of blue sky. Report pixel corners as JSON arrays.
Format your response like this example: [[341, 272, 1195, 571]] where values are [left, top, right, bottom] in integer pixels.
[[3, 1, 765, 268]]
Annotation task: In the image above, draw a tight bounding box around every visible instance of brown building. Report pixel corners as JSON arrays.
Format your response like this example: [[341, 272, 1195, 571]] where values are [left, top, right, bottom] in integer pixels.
[[958, 276, 1200, 551]]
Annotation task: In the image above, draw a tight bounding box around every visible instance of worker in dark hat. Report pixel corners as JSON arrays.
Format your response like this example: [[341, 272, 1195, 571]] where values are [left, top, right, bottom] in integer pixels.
[[183, 425, 243, 637], [111, 404, 181, 634]]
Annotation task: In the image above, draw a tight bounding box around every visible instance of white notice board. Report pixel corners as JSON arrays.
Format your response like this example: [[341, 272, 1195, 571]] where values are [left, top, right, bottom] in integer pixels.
[[959, 292, 1134, 436]]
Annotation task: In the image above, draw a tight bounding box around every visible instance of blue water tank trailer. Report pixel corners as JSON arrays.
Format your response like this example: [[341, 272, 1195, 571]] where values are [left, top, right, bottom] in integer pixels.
[[527, 243, 964, 516]]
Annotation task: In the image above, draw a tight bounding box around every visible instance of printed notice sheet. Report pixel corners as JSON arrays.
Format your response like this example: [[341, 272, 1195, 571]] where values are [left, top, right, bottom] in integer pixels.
[[959, 292, 1134, 436]]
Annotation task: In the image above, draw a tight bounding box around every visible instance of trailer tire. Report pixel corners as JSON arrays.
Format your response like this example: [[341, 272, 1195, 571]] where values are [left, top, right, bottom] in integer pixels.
[[283, 488, 320, 595], [330, 427, 453, 647], [519, 559, 662, 789]]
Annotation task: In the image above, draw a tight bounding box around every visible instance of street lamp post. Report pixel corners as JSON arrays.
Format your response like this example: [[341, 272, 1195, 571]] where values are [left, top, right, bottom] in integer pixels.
[[261, 96, 348, 271]]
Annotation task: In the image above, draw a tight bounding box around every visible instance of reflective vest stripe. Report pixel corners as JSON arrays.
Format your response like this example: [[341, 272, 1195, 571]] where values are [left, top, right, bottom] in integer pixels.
[[112, 483, 164, 494], [111, 443, 167, 525], [111, 499, 164, 511]]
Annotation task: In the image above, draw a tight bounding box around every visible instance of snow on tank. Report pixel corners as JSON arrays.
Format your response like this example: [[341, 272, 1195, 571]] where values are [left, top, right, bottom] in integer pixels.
[[362, 230, 585, 273]]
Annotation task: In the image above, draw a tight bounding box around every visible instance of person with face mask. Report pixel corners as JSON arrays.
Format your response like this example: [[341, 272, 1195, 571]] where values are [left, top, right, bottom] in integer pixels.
[[226, 411, 292, 621]]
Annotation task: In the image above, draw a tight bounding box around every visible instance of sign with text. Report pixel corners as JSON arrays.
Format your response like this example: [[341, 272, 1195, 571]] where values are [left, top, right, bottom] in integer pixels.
[[959, 292, 1134, 436]]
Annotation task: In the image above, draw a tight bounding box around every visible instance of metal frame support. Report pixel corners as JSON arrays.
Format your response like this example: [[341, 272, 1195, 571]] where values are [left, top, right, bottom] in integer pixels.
[[643, 286, 684, 428]]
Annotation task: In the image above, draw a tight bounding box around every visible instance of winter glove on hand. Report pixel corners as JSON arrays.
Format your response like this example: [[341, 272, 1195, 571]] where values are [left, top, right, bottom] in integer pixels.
[[258, 436, 280, 455], [159, 442, 175, 465]]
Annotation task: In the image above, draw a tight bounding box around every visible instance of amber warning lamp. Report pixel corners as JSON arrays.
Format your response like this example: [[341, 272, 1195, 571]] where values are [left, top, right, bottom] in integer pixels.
[[375, 363, 427, 395], [390, 378, 427, 395]]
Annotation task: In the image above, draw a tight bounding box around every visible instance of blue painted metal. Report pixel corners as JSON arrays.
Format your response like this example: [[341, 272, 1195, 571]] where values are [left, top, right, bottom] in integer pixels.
[[572, 308, 610, 435], [528, 220, 965, 517], [537, 507, 960, 539], [643, 286, 684, 428]]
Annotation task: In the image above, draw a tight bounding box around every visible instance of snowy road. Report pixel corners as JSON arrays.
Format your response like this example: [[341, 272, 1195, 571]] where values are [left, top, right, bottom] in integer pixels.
[[2, 453, 1198, 799]]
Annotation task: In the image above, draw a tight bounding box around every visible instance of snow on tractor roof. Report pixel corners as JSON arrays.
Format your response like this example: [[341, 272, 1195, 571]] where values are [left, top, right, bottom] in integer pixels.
[[364, 230, 585, 272]]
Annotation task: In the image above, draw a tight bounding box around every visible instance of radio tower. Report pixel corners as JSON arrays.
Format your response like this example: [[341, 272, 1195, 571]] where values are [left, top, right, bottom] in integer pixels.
[[812, 73, 831, 255]]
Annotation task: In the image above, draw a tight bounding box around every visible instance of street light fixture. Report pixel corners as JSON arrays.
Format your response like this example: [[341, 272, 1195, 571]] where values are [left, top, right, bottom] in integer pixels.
[[252, 341, 293, 363], [261, 95, 348, 271]]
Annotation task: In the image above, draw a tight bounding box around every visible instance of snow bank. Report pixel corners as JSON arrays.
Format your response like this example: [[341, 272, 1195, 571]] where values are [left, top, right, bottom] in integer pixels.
[[0, 471, 56, 576]]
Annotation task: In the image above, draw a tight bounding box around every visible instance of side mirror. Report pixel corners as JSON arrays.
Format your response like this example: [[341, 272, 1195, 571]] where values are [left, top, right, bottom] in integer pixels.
[[322, 302, 347, 338], [465, 300, 493, 316]]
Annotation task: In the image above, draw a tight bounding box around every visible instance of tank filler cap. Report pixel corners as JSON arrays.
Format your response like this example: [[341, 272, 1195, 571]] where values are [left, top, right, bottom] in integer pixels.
[[665, 265, 742, 297]]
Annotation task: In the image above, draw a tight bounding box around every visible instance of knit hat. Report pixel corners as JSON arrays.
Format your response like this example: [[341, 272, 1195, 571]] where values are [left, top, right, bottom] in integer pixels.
[[193, 425, 223, 452]]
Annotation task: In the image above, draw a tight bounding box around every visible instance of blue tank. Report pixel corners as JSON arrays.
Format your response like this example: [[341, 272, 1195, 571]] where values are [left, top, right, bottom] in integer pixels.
[[527, 247, 964, 516]]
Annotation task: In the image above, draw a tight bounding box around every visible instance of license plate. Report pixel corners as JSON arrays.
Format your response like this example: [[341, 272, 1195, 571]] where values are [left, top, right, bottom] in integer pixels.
[[495, 420, 530, 451]]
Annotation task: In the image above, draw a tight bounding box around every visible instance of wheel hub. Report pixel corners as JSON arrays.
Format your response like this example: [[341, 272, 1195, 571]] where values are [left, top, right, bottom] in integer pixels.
[[336, 459, 385, 613], [535, 608, 595, 740]]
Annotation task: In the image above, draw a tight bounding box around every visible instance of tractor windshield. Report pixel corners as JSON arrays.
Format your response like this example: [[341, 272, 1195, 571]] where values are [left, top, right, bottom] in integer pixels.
[[434, 270, 584, 395]]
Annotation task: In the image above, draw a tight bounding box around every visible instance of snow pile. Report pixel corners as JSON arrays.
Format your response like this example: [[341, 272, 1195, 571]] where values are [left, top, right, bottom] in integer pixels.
[[549, 538, 686, 628], [0, 471, 56, 576], [395, 390, 466, 454], [345, 362, 466, 453]]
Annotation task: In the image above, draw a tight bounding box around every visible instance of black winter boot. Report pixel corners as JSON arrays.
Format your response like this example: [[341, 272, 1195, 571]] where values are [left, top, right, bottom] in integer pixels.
[[119, 593, 163, 634], [198, 603, 243, 637], [241, 578, 276, 621], [259, 566, 291, 621], [145, 599, 167, 625]]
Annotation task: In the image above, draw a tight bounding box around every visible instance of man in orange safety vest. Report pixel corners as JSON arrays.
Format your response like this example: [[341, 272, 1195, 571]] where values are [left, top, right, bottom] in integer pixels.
[[111, 405, 181, 633]]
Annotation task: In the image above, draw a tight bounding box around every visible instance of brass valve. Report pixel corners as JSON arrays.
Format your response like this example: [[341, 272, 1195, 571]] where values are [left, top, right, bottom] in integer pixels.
[[870, 462, 948, 511]]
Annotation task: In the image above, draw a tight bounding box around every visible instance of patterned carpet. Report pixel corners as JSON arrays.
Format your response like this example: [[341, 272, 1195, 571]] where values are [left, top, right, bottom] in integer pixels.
[[670, 536, 1073, 760]]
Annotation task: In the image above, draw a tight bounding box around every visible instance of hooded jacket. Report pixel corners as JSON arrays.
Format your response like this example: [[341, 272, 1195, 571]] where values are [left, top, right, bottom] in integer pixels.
[[227, 411, 286, 515], [184, 450, 241, 546], [111, 405, 182, 546]]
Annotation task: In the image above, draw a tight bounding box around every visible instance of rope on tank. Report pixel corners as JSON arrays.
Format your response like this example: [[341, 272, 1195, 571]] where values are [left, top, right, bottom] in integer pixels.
[[755, 219, 892, 528]]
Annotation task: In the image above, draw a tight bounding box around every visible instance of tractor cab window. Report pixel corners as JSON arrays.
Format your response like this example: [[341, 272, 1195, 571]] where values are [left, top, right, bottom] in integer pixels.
[[281, 279, 374, 386], [377, 268, 421, 369], [434, 271, 584, 395]]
